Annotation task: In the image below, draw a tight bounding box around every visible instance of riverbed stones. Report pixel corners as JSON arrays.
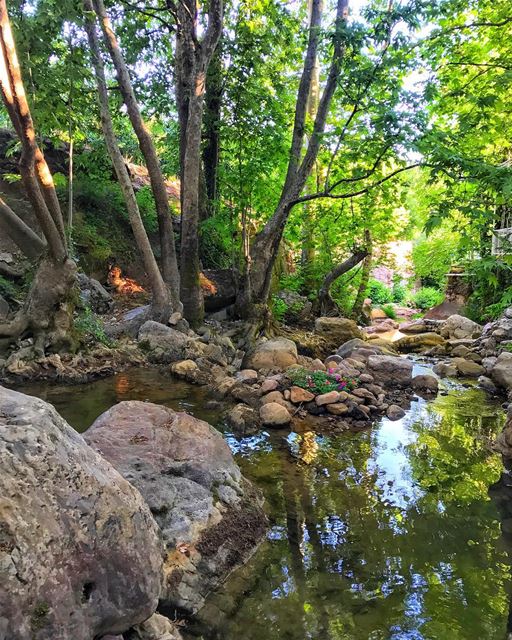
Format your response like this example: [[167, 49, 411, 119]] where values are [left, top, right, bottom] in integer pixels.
[[387, 404, 406, 420], [412, 374, 439, 393], [226, 404, 260, 434], [491, 352, 512, 391], [138, 321, 188, 363], [260, 378, 279, 394], [0, 387, 163, 640], [440, 314, 482, 340], [260, 390, 287, 406], [394, 332, 445, 353], [237, 369, 259, 384], [316, 390, 340, 406], [433, 361, 458, 377], [452, 358, 485, 377], [259, 402, 292, 426], [290, 386, 315, 403], [125, 614, 184, 640], [85, 401, 266, 614], [367, 355, 413, 387], [171, 359, 199, 379], [244, 337, 298, 371], [314, 317, 363, 351], [326, 402, 350, 416]]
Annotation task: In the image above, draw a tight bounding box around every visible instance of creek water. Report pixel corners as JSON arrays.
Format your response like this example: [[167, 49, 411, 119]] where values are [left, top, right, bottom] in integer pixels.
[[17, 366, 512, 640]]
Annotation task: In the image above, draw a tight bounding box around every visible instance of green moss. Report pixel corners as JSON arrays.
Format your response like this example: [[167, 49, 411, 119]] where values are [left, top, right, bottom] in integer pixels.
[[30, 602, 49, 631]]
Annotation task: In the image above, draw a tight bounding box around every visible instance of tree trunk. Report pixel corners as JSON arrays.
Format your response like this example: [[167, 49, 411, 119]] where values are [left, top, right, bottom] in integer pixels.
[[0, 0, 76, 351], [202, 42, 222, 216], [92, 0, 180, 308], [318, 249, 369, 316], [0, 195, 46, 258], [239, 0, 349, 318], [351, 231, 372, 321], [83, 0, 171, 322]]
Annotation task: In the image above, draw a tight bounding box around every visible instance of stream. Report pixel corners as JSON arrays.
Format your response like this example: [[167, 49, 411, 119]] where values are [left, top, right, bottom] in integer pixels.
[[16, 365, 512, 640]]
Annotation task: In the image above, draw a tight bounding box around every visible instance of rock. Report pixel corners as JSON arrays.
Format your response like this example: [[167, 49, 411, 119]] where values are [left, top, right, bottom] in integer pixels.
[[491, 352, 512, 390], [451, 344, 471, 358], [359, 373, 374, 383], [315, 390, 340, 406], [400, 319, 443, 334], [371, 308, 388, 319], [203, 268, 237, 311], [314, 317, 363, 351], [0, 387, 163, 640], [260, 378, 279, 394], [211, 376, 237, 398], [85, 401, 266, 614], [336, 338, 367, 358], [453, 358, 485, 377], [367, 355, 413, 387], [394, 333, 445, 353], [77, 272, 113, 314], [478, 376, 498, 394], [260, 390, 286, 406], [387, 404, 406, 420], [225, 404, 260, 434], [125, 614, 184, 640], [432, 361, 458, 377], [237, 369, 259, 384], [412, 374, 439, 393], [244, 338, 298, 371], [275, 290, 312, 323], [290, 386, 315, 403], [138, 321, 189, 363], [259, 402, 292, 426], [326, 402, 350, 415], [171, 359, 199, 378], [310, 358, 326, 371], [0, 293, 9, 318], [440, 314, 482, 340]]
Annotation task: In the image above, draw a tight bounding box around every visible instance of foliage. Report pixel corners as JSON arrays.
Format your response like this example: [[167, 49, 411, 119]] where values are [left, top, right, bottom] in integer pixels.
[[409, 287, 444, 311], [288, 367, 358, 395], [412, 229, 459, 288], [270, 295, 287, 323], [380, 303, 397, 319], [0, 275, 18, 301], [391, 275, 407, 303], [366, 278, 393, 305], [464, 255, 512, 322], [75, 306, 114, 347]]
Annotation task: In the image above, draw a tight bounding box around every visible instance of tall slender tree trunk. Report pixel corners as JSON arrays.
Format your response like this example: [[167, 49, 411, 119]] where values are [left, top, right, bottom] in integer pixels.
[[0, 0, 76, 352], [0, 195, 46, 258], [351, 231, 372, 321], [318, 248, 368, 316], [92, 0, 180, 309], [83, 0, 171, 322], [202, 42, 222, 216]]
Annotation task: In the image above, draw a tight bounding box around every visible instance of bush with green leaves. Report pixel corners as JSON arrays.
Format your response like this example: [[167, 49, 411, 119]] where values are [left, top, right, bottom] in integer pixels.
[[380, 303, 397, 319], [271, 295, 288, 322], [75, 306, 114, 347], [288, 367, 358, 395], [366, 278, 393, 304], [409, 287, 444, 310]]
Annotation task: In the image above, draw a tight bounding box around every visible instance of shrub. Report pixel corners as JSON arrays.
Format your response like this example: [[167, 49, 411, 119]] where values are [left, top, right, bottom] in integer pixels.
[[270, 295, 288, 322], [392, 275, 407, 303], [0, 275, 18, 301], [366, 278, 393, 304], [288, 367, 358, 395], [380, 303, 397, 319], [409, 287, 444, 310], [75, 306, 114, 347]]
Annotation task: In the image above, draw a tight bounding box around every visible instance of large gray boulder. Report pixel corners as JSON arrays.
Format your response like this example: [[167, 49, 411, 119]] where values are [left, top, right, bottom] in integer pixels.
[[84, 401, 267, 614], [491, 352, 512, 391], [314, 317, 363, 351], [77, 273, 113, 314], [0, 387, 163, 640], [138, 321, 189, 363], [440, 314, 482, 340], [367, 355, 413, 387], [244, 337, 298, 371]]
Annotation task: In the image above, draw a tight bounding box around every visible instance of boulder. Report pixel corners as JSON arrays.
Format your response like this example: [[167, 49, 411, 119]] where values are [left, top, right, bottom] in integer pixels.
[[493, 409, 512, 457], [314, 317, 363, 351], [84, 401, 266, 614], [244, 338, 298, 371], [275, 290, 312, 324], [453, 358, 485, 377], [259, 402, 292, 426], [290, 386, 315, 404], [260, 378, 279, 394], [316, 390, 340, 406], [440, 314, 482, 340], [171, 359, 199, 379], [203, 268, 236, 311], [491, 352, 512, 391], [394, 332, 445, 353], [138, 321, 188, 363], [0, 293, 9, 318], [411, 374, 439, 393], [125, 614, 183, 640], [326, 402, 350, 416], [260, 390, 287, 406], [433, 361, 458, 378], [478, 376, 498, 394], [336, 338, 367, 358], [237, 369, 259, 384], [0, 387, 163, 640], [387, 404, 406, 420], [225, 404, 261, 435], [77, 273, 113, 314], [367, 355, 413, 387]]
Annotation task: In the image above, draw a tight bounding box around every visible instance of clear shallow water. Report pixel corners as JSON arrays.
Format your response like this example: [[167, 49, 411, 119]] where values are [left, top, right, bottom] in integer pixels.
[[15, 368, 512, 640]]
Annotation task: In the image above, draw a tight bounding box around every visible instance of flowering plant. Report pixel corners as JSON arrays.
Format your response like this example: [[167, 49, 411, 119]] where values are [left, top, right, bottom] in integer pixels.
[[288, 367, 358, 395]]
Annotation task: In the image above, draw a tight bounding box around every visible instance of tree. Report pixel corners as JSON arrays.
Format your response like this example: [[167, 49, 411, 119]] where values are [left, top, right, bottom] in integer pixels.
[[0, 0, 76, 353]]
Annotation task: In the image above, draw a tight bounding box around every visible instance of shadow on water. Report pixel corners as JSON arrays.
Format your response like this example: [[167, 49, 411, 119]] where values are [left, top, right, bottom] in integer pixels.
[[13, 368, 512, 639]]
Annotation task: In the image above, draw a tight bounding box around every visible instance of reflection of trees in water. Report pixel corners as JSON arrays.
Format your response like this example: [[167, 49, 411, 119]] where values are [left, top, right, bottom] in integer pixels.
[[196, 390, 510, 640]]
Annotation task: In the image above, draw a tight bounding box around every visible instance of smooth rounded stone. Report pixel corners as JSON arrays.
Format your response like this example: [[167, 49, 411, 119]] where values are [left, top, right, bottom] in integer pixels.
[[387, 404, 406, 420], [225, 404, 260, 433], [138, 321, 189, 363], [244, 338, 298, 371], [432, 361, 458, 378], [365, 383, 384, 397], [85, 402, 266, 614], [505, 308, 512, 320], [290, 386, 315, 403], [125, 614, 183, 640], [367, 355, 413, 387], [326, 402, 350, 415], [351, 404, 371, 420], [337, 391, 349, 402], [394, 332, 445, 353], [451, 344, 471, 358], [399, 320, 434, 334], [237, 369, 259, 384], [440, 314, 482, 340], [453, 358, 485, 377], [336, 338, 367, 359], [411, 374, 439, 393], [314, 318, 363, 351], [482, 356, 498, 375], [259, 402, 292, 426], [211, 376, 237, 398], [315, 390, 340, 406], [171, 359, 199, 378], [491, 352, 512, 390], [325, 354, 343, 367], [478, 376, 498, 394], [351, 387, 376, 401], [260, 390, 286, 406], [260, 378, 279, 394], [304, 401, 326, 415], [283, 389, 291, 400], [77, 273, 113, 314], [0, 387, 163, 640], [230, 382, 260, 407], [347, 393, 365, 405], [310, 358, 326, 371], [465, 351, 483, 363], [359, 373, 374, 383]]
